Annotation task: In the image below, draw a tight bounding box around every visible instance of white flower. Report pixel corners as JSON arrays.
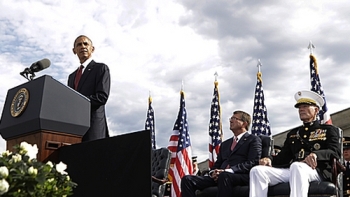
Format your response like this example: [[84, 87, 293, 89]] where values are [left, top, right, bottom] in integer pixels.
[[9, 154, 22, 164], [20, 141, 38, 160], [19, 141, 30, 154], [46, 161, 54, 168], [0, 167, 9, 178], [26, 144, 38, 160], [28, 166, 38, 176], [1, 150, 11, 157], [0, 179, 9, 195], [56, 162, 68, 175]]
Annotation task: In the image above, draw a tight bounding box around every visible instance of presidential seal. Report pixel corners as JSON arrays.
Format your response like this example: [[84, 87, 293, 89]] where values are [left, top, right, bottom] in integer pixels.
[[10, 88, 29, 117]]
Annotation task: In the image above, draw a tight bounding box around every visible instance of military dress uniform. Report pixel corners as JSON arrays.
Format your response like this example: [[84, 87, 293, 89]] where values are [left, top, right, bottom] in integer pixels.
[[343, 137, 350, 197], [250, 120, 341, 197], [250, 90, 341, 197], [273, 121, 340, 179]]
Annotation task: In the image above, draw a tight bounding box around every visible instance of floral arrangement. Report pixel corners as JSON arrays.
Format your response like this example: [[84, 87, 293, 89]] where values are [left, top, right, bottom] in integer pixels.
[[0, 141, 77, 197]]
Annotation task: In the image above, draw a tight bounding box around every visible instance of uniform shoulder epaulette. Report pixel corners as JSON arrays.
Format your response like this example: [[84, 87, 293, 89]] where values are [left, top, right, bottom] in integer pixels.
[[287, 127, 299, 135], [319, 124, 336, 129]]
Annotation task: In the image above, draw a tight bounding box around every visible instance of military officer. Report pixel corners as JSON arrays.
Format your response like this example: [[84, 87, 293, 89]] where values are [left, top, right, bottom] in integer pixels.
[[250, 90, 341, 197], [344, 137, 350, 196]]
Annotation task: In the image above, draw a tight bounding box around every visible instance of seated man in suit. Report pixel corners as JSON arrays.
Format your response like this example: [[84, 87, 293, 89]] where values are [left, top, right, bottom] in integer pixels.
[[249, 90, 341, 197], [181, 110, 262, 197]]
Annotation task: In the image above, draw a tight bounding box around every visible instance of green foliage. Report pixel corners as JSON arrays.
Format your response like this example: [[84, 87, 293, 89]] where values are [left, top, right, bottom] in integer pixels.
[[0, 142, 77, 197]]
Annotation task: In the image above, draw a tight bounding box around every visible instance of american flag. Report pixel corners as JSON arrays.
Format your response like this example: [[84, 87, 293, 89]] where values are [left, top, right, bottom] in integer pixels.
[[310, 54, 332, 124], [145, 95, 156, 149], [168, 90, 192, 197], [251, 71, 271, 136], [209, 80, 222, 169]]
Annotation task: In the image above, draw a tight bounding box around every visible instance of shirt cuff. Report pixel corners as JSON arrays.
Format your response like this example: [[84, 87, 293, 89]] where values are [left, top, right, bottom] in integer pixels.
[[208, 170, 215, 177], [224, 168, 234, 173]]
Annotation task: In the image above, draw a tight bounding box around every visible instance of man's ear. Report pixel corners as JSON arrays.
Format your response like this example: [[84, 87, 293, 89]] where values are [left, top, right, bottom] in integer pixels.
[[242, 121, 248, 129], [314, 107, 320, 117], [92, 46, 95, 53], [72, 48, 77, 55], [315, 106, 320, 113]]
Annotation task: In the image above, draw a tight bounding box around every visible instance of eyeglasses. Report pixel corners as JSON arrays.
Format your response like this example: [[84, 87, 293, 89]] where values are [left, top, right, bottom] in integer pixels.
[[229, 116, 243, 122]]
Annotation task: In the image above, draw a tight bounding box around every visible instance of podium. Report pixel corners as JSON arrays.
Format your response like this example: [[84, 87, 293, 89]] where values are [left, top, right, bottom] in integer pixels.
[[59, 130, 152, 197], [0, 75, 90, 162]]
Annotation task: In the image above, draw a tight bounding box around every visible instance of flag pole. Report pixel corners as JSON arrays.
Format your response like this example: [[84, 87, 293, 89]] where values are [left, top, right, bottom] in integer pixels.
[[168, 81, 192, 197], [257, 59, 262, 73], [308, 40, 315, 55], [181, 80, 184, 91], [148, 90, 152, 103], [208, 71, 222, 168], [307, 41, 332, 124], [251, 59, 271, 136], [257, 59, 262, 83], [213, 72, 221, 137]]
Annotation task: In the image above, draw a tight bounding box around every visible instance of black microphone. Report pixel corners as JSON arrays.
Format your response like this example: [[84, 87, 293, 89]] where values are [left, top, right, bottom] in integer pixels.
[[29, 58, 51, 73], [20, 58, 51, 81]]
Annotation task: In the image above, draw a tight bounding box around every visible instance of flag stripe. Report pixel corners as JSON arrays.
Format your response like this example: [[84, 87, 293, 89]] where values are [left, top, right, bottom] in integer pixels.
[[168, 91, 192, 197], [209, 81, 222, 168]]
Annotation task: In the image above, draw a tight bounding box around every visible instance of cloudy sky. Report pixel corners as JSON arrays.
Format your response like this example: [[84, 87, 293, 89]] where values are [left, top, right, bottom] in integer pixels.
[[0, 0, 349, 162]]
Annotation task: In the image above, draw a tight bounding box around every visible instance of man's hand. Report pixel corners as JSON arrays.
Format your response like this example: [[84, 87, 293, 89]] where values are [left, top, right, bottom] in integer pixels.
[[259, 157, 272, 166], [209, 169, 224, 182], [302, 153, 318, 169]]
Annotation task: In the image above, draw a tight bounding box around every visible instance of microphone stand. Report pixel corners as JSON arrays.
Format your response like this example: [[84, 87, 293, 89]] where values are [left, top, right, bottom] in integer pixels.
[[20, 68, 35, 81]]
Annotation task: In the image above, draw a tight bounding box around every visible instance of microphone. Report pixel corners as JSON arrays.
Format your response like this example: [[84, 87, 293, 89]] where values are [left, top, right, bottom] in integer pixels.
[[29, 58, 51, 73], [20, 58, 51, 81]]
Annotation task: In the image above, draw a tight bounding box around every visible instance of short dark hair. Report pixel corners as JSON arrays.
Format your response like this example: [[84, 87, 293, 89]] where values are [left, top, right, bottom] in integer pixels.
[[233, 110, 251, 131], [73, 35, 93, 47]]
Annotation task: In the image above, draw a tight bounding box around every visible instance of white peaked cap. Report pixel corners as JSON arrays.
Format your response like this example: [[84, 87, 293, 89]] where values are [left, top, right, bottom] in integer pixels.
[[294, 90, 324, 108]]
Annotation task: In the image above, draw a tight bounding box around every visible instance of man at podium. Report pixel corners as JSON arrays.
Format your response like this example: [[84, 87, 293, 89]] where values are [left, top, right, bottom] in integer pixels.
[[68, 35, 111, 142]]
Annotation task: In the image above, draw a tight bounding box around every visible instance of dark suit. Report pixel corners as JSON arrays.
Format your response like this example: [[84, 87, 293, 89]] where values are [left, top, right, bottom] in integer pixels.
[[181, 132, 262, 197], [68, 60, 111, 142]]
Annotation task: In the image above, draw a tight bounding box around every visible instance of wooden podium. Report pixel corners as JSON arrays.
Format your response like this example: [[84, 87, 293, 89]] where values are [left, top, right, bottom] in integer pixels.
[[0, 75, 90, 162]]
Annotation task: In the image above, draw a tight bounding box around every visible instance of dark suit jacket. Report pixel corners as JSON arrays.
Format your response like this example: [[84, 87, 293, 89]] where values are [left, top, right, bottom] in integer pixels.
[[68, 60, 111, 142], [213, 132, 262, 173]]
